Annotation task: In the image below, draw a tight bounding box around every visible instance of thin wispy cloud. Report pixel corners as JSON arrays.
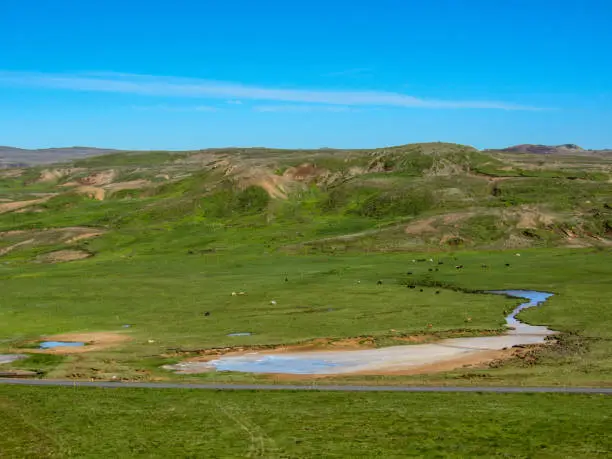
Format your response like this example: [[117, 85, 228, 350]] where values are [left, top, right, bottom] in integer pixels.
[[254, 104, 354, 113], [0, 70, 541, 110], [131, 104, 220, 112]]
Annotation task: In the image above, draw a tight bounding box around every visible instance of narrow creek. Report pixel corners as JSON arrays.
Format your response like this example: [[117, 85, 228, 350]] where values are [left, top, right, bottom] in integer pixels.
[[166, 290, 556, 375]]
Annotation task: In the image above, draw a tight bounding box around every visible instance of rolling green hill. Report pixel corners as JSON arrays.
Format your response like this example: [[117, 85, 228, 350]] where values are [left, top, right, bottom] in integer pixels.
[[1, 142, 612, 456], [0, 142, 611, 386], [1, 142, 610, 262]]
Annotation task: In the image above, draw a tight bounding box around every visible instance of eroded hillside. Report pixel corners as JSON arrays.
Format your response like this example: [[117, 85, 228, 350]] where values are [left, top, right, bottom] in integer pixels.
[[1, 142, 611, 263]]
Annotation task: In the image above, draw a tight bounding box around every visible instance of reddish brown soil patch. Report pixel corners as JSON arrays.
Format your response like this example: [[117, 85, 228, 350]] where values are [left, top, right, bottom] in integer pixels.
[[284, 163, 327, 182], [0, 196, 53, 214], [37, 250, 92, 263], [74, 186, 105, 200], [105, 179, 150, 193], [79, 170, 117, 186], [404, 217, 437, 235]]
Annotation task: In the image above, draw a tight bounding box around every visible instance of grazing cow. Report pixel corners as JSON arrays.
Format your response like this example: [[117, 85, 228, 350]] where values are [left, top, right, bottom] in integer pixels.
[[481, 264, 488, 268], [435, 268, 439, 272], [377, 280, 383, 285], [409, 285, 416, 289], [455, 265, 464, 269], [438, 261, 444, 265], [428, 268, 433, 272], [505, 263, 510, 267], [407, 272, 413, 275], [285, 277, 289, 282], [435, 291, 440, 294], [419, 289, 424, 292], [204, 312, 210, 317]]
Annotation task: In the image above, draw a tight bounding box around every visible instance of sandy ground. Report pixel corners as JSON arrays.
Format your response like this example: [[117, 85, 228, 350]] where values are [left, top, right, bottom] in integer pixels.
[[0, 354, 26, 365], [20, 332, 131, 355], [166, 291, 556, 377], [269, 348, 514, 381], [37, 249, 92, 263], [0, 196, 53, 214], [167, 328, 554, 376]]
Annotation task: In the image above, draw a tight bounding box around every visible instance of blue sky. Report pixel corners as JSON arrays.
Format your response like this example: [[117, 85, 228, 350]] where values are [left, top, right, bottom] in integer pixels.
[[1, 0, 611, 150]]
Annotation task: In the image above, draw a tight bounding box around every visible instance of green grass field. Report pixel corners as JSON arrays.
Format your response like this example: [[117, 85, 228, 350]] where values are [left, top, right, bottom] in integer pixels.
[[1, 247, 611, 386], [1, 144, 611, 456], [0, 386, 609, 458]]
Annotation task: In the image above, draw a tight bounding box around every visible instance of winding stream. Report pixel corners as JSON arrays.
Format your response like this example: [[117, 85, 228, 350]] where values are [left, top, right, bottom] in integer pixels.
[[167, 290, 556, 375]]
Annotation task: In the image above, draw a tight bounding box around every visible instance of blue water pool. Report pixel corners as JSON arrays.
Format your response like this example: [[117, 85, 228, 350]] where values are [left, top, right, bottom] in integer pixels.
[[487, 290, 554, 326], [210, 354, 345, 374], [167, 289, 556, 375], [39, 341, 85, 349]]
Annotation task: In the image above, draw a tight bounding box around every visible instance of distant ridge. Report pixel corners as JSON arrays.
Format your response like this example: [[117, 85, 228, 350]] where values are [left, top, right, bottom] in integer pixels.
[[488, 144, 612, 156], [0, 146, 122, 167], [2, 142, 612, 168]]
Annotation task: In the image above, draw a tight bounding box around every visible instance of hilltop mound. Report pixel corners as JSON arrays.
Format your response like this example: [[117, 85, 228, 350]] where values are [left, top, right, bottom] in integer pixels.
[[0, 142, 610, 261], [491, 144, 612, 156]]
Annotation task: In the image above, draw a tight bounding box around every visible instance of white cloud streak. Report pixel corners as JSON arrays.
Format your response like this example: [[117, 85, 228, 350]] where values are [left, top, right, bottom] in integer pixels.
[[130, 104, 220, 112], [254, 104, 354, 113], [0, 71, 541, 110]]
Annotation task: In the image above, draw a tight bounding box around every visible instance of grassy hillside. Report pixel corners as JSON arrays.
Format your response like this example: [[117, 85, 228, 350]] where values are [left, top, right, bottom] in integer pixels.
[[1, 142, 611, 457], [0, 142, 611, 386], [1, 143, 610, 260]]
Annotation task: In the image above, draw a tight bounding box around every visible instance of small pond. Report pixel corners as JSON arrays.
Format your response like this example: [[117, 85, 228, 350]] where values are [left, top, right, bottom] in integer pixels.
[[166, 290, 556, 375], [39, 341, 85, 349]]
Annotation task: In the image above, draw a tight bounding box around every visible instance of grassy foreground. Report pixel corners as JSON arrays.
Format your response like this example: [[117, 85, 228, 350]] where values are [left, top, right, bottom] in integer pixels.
[[0, 386, 610, 458], [1, 145, 611, 457], [1, 247, 611, 386]]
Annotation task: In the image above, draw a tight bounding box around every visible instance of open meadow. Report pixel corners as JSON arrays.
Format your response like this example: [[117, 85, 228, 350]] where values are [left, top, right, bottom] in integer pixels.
[[1, 143, 611, 455], [0, 386, 610, 458]]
